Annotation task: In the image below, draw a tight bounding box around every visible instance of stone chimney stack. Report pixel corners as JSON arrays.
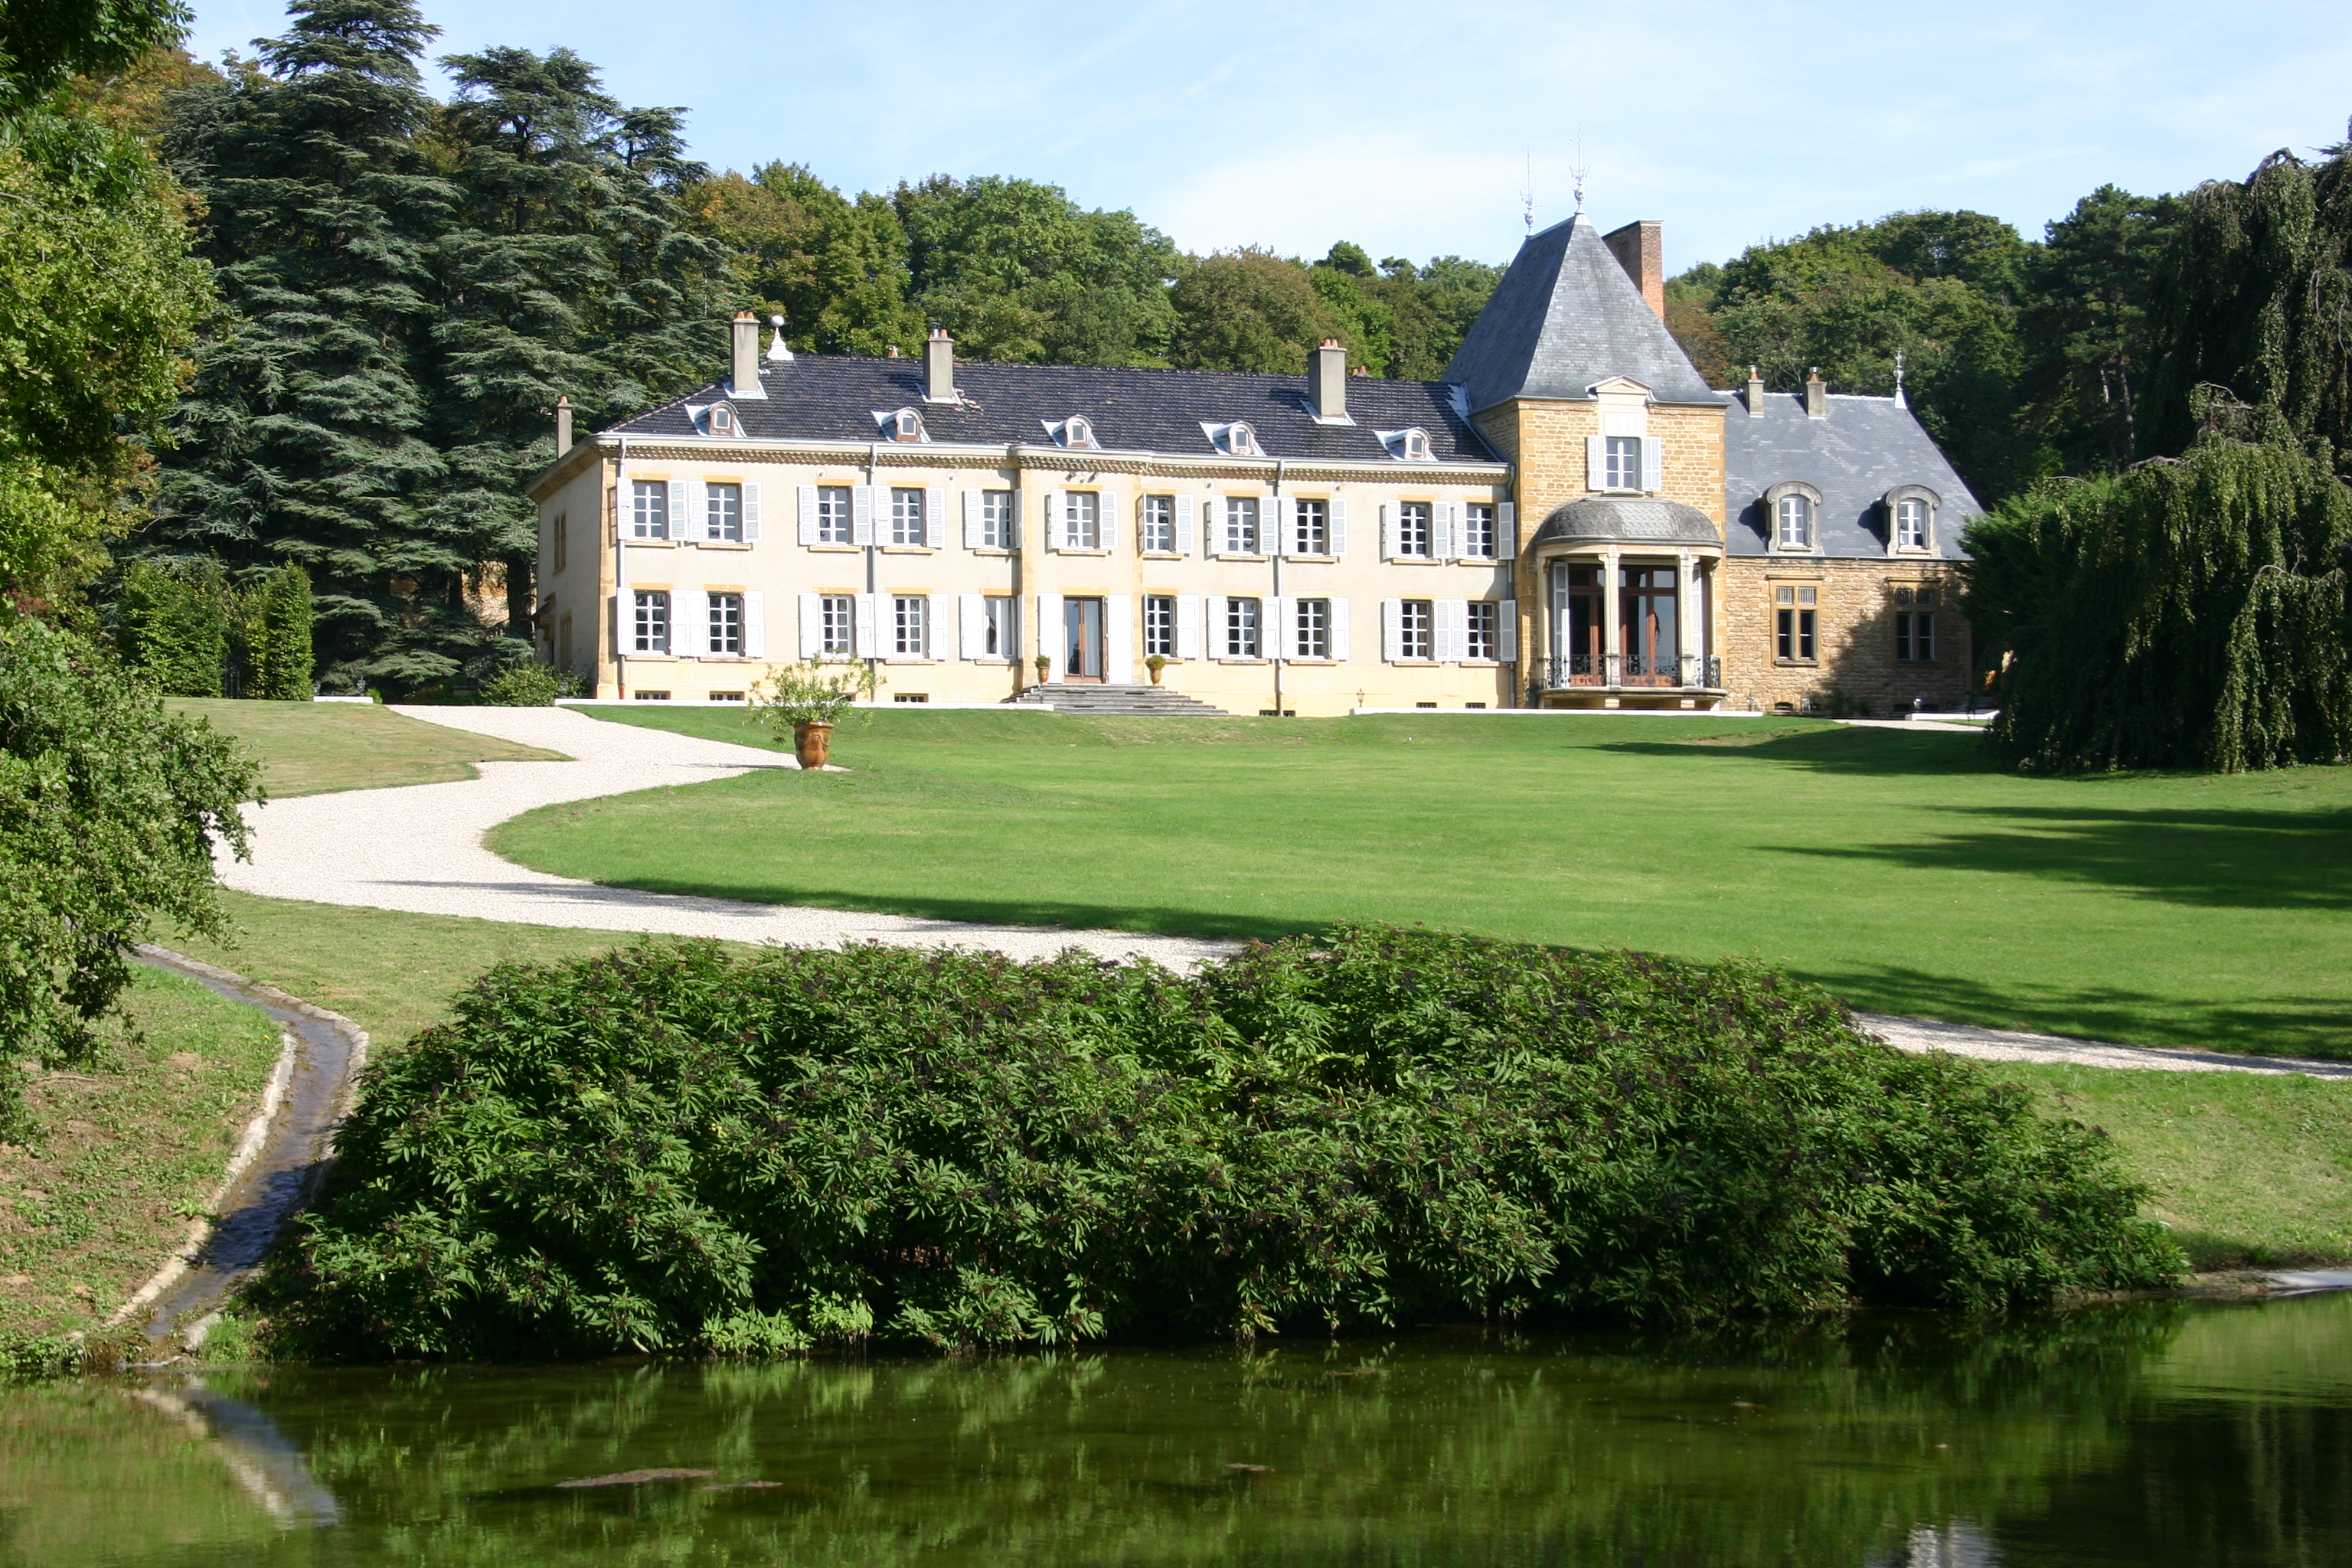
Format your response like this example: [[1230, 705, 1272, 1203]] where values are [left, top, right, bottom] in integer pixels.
[[1805, 367, 1827, 420], [1309, 338, 1349, 420], [729, 311, 764, 398], [1745, 366, 1765, 417], [554, 394, 573, 451], [924, 327, 956, 403], [1602, 220, 1666, 319]]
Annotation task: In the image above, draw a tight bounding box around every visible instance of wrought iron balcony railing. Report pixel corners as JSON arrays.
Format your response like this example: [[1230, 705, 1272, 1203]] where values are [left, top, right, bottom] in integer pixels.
[[1541, 653, 1723, 691]]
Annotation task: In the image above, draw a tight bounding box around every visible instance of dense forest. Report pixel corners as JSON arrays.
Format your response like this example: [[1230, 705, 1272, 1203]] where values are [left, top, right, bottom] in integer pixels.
[[7, 0, 2349, 727]]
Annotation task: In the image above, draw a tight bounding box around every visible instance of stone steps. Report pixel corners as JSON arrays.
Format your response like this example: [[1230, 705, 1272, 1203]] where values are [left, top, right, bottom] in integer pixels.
[[1007, 684, 1230, 717]]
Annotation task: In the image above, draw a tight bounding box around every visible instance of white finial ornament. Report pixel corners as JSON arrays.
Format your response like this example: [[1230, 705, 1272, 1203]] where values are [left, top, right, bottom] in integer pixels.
[[1893, 348, 1907, 407], [766, 313, 793, 363]]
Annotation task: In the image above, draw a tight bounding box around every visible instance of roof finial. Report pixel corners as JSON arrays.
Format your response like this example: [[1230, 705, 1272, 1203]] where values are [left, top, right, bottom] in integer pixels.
[[1520, 152, 1535, 235], [1892, 347, 1907, 407], [765, 313, 793, 363], [1570, 127, 1587, 217]]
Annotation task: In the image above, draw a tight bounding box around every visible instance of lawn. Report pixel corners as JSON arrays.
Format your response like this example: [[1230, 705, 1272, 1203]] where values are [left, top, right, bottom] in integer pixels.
[[1, 965, 285, 1345], [488, 707, 2352, 1058], [166, 697, 564, 798]]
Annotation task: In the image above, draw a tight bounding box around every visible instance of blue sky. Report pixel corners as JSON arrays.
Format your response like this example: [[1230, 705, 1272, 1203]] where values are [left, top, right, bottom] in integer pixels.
[[183, 1, 2352, 274]]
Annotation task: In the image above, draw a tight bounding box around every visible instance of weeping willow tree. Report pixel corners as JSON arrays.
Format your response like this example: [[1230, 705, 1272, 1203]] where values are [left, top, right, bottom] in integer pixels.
[[1966, 395, 2352, 772]]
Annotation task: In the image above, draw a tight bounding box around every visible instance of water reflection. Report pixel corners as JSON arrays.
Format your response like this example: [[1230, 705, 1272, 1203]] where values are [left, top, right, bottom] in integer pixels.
[[3, 1295, 2350, 1566]]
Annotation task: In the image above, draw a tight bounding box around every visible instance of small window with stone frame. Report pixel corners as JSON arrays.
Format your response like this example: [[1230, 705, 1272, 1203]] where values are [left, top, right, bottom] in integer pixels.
[[707, 592, 742, 655], [1222, 496, 1260, 555], [706, 483, 742, 542], [1774, 585, 1818, 662], [890, 488, 926, 546], [893, 595, 927, 656], [1224, 596, 1260, 658], [633, 590, 669, 653], [815, 486, 853, 544], [1465, 600, 1500, 660], [1395, 501, 1432, 557], [1140, 495, 1177, 554], [1461, 503, 1498, 560], [1605, 436, 1642, 491], [1294, 597, 1330, 658], [819, 594, 854, 655], [1145, 595, 1176, 657], [1397, 599, 1432, 660], [1292, 498, 1329, 555], [631, 480, 668, 540]]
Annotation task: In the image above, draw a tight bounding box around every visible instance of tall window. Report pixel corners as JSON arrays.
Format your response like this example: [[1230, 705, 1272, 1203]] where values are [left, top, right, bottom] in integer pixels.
[[1063, 491, 1099, 548], [1396, 501, 1432, 557], [1605, 436, 1642, 491], [632, 590, 669, 652], [1295, 598, 1329, 658], [978, 491, 1014, 549], [1465, 601, 1499, 660], [1776, 495, 1814, 550], [1896, 498, 1929, 550], [1398, 599, 1432, 660], [1145, 595, 1176, 656], [890, 488, 926, 546], [630, 480, 668, 539], [1223, 496, 1259, 554], [1894, 584, 1937, 662], [983, 596, 1017, 658], [552, 511, 567, 573], [1141, 495, 1176, 553], [1775, 585, 1818, 662], [819, 594, 854, 655], [893, 596, 927, 655], [1292, 498, 1328, 555], [706, 482, 742, 542], [1462, 503, 1497, 560], [707, 593, 742, 655], [1224, 596, 1260, 657], [816, 485, 852, 544]]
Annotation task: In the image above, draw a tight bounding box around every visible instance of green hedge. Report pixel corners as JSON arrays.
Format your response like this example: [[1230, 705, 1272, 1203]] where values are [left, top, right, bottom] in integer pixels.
[[263, 929, 2180, 1359]]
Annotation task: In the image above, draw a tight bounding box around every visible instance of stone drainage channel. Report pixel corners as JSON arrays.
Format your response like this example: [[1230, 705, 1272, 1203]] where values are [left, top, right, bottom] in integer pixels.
[[109, 946, 368, 1351]]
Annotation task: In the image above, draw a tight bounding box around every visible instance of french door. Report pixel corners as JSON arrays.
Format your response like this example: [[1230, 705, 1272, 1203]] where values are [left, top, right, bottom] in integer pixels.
[[1063, 596, 1104, 681]]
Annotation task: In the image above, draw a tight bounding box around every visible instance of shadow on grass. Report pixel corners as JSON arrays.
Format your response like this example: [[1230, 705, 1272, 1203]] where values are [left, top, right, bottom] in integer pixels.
[[1776, 802, 2352, 913], [1794, 958, 2352, 1060], [1601, 727, 2005, 777]]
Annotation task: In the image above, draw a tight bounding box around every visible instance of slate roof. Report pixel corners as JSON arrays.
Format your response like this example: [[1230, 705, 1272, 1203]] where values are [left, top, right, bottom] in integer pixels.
[[1530, 497, 1720, 550], [1444, 214, 1726, 413], [606, 354, 1501, 466], [1723, 390, 1980, 560]]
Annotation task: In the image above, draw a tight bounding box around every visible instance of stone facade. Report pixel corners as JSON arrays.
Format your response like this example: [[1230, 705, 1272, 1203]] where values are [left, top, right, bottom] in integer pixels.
[[1716, 557, 1972, 715]]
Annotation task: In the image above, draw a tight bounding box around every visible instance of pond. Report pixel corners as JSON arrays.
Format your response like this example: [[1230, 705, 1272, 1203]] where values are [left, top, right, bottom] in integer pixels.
[[7, 1293, 2351, 1566]]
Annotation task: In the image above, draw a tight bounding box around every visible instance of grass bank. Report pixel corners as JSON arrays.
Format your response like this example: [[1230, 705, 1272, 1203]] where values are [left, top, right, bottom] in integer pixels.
[[492, 707, 2352, 1058], [165, 697, 564, 797], [1, 965, 284, 1350]]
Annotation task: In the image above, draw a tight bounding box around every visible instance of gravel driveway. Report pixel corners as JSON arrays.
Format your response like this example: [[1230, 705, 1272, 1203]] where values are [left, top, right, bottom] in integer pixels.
[[220, 704, 2345, 1079]]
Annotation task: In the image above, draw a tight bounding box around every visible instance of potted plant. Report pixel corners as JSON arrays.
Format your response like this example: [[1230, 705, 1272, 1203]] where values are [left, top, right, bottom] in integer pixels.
[[1145, 653, 1168, 685], [1032, 652, 1050, 688], [749, 658, 879, 769]]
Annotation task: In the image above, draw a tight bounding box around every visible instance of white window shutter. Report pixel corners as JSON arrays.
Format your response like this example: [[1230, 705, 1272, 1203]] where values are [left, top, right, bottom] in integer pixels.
[[959, 593, 985, 658], [1175, 494, 1197, 556], [1268, 595, 1291, 659], [743, 483, 761, 541], [854, 592, 881, 658], [1586, 436, 1606, 491], [1040, 488, 1062, 550], [1381, 599, 1403, 662], [1270, 496, 1292, 557], [797, 592, 822, 658], [1205, 595, 1227, 657], [1433, 502, 1456, 562], [1380, 501, 1399, 561], [1176, 594, 1203, 659], [665, 479, 688, 537], [1100, 488, 1122, 552], [1436, 598, 1465, 662], [1037, 592, 1062, 677], [1329, 497, 1348, 557], [1498, 598, 1518, 662], [962, 488, 983, 549], [1205, 496, 1225, 552], [797, 484, 818, 544], [852, 485, 874, 545], [1642, 437, 1664, 494], [740, 591, 764, 658], [1330, 597, 1351, 661], [1105, 593, 1133, 681], [925, 485, 946, 547], [1498, 501, 1516, 548], [673, 588, 704, 657]]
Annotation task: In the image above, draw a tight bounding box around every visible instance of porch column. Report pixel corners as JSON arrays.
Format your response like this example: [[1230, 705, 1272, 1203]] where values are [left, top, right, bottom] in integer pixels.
[[1675, 551, 1696, 685], [1601, 547, 1622, 684]]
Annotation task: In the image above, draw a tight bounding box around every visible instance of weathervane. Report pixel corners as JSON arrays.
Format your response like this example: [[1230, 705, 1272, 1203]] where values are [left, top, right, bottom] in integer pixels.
[[1893, 348, 1907, 407], [1570, 126, 1588, 217], [1520, 152, 1535, 235]]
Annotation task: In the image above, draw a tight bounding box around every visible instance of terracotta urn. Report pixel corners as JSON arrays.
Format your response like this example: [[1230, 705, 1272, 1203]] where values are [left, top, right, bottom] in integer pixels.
[[792, 721, 832, 770]]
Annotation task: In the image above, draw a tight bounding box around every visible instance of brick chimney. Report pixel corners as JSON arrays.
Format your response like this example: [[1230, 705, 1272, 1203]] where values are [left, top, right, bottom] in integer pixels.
[[1602, 220, 1665, 319], [554, 394, 573, 450], [1805, 367, 1826, 420], [1745, 366, 1765, 418], [729, 311, 764, 398], [1308, 338, 1349, 421], [924, 327, 956, 403]]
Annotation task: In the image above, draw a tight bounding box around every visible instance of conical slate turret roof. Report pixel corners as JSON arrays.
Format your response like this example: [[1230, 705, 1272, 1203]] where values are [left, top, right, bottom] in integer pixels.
[[1445, 214, 1726, 413]]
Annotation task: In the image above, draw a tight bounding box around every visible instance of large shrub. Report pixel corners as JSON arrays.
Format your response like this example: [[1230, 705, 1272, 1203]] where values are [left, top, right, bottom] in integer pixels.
[[266, 929, 2178, 1360]]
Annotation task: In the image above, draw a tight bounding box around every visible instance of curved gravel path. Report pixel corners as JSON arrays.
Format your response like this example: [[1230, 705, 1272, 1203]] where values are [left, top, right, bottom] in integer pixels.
[[224, 704, 2346, 1080]]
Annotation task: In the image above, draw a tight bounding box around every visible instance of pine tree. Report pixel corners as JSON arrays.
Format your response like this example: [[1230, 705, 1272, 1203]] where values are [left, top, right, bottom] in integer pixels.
[[154, 0, 457, 693]]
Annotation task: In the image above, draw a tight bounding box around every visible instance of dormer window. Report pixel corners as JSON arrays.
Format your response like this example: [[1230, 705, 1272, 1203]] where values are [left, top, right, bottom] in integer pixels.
[[1225, 422, 1260, 456], [1762, 480, 1824, 552], [1884, 485, 1941, 554], [708, 403, 736, 436], [1065, 416, 1095, 449], [1379, 427, 1436, 462], [875, 407, 929, 443], [690, 402, 744, 438]]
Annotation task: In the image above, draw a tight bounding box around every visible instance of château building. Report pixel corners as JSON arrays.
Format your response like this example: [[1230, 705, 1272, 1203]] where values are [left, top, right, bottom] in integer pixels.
[[528, 209, 1976, 715]]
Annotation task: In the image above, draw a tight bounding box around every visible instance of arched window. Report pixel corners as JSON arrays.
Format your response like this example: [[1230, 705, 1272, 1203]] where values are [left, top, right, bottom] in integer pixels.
[[1403, 429, 1430, 460], [1226, 422, 1259, 456], [709, 404, 735, 436], [1776, 494, 1813, 550], [894, 409, 923, 442], [1895, 498, 1927, 549], [1063, 416, 1094, 448]]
